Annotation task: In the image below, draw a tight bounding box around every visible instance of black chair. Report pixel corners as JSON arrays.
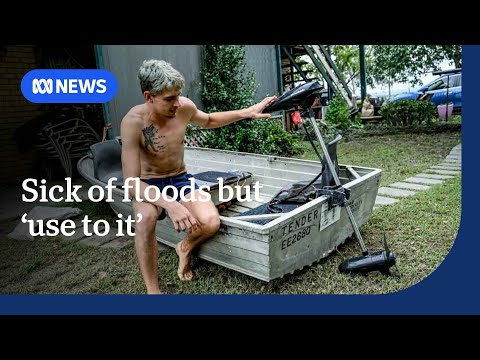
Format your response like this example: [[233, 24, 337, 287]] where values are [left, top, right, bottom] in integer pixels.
[[89, 139, 124, 186]]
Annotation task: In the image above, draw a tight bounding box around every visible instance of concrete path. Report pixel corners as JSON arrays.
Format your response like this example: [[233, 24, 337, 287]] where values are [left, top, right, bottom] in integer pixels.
[[373, 143, 461, 210]]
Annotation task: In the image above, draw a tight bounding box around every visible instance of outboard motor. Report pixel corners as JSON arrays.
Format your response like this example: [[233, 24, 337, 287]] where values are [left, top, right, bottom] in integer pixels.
[[263, 81, 397, 276], [263, 82, 324, 113]]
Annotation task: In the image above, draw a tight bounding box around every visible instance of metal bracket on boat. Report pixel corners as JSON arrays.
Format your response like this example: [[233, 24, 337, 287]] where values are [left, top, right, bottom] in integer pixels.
[[317, 186, 350, 210]]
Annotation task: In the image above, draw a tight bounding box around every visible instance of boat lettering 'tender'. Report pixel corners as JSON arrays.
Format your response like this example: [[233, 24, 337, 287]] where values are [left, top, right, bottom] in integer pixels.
[[280, 210, 318, 250]]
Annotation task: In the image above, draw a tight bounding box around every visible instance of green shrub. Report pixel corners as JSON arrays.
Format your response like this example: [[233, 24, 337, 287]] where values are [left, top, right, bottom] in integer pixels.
[[325, 95, 351, 129], [346, 121, 461, 139], [201, 45, 256, 112], [200, 45, 302, 158], [264, 121, 303, 158], [380, 99, 437, 126]]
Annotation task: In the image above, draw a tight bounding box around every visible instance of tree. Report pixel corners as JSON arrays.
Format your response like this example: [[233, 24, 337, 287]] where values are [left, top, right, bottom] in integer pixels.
[[200, 45, 261, 153], [331, 45, 376, 93], [370, 45, 462, 87], [332, 45, 360, 93], [200, 45, 302, 157], [201, 45, 256, 112]]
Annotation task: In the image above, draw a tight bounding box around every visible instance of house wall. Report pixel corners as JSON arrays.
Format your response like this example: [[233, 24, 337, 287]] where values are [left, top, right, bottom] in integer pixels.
[[99, 45, 279, 137], [245, 45, 279, 100], [0, 45, 44, 185]]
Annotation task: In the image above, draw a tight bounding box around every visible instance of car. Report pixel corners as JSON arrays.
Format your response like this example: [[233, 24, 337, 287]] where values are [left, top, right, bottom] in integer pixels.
[[388, 68, 462, 114]]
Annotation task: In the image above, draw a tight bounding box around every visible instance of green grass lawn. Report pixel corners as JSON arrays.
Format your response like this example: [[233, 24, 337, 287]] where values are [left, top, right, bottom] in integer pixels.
[[300, 132, 462, 186], [0, 131, 461, 294]]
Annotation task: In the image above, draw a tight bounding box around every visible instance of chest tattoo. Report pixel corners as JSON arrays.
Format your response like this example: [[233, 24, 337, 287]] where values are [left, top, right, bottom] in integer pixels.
[[142, 124, 166, 153]]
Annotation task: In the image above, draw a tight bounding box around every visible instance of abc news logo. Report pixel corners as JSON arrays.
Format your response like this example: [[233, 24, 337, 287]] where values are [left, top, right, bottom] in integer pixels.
[[32, 78, 107, 94], [22, 69, 117, 103]]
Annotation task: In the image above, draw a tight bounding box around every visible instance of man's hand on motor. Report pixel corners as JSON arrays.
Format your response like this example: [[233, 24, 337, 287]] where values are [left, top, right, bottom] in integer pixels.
[[165, 202, 198, 233], [249, 95, 278, 119]]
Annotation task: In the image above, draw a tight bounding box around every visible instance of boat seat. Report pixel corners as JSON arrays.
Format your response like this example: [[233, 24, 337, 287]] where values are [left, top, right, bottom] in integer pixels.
[[193, 170, 252, 190], [89, 139, 124, 186]]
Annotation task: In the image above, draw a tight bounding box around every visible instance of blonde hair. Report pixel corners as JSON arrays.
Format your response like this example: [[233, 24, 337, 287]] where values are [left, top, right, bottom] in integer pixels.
[[137, 59, 185, 95]]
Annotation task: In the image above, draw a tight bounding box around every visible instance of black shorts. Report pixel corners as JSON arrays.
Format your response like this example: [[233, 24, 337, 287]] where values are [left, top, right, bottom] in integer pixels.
[[141, 172, 199, 221]]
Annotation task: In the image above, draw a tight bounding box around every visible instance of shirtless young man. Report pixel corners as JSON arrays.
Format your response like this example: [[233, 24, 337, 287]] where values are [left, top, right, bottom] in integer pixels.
[[120, 59, 277, 294]]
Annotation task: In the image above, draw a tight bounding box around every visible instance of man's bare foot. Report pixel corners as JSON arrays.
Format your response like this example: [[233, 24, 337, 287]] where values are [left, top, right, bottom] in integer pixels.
[[175, 240, 193, 281]]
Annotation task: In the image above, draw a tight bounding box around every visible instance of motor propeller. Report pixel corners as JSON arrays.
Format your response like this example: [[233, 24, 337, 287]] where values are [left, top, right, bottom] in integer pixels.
[[338, 234, 398, 275]]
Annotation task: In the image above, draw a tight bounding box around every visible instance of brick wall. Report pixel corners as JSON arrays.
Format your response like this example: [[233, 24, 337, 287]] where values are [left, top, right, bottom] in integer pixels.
[[0, 45, 44, 185]]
